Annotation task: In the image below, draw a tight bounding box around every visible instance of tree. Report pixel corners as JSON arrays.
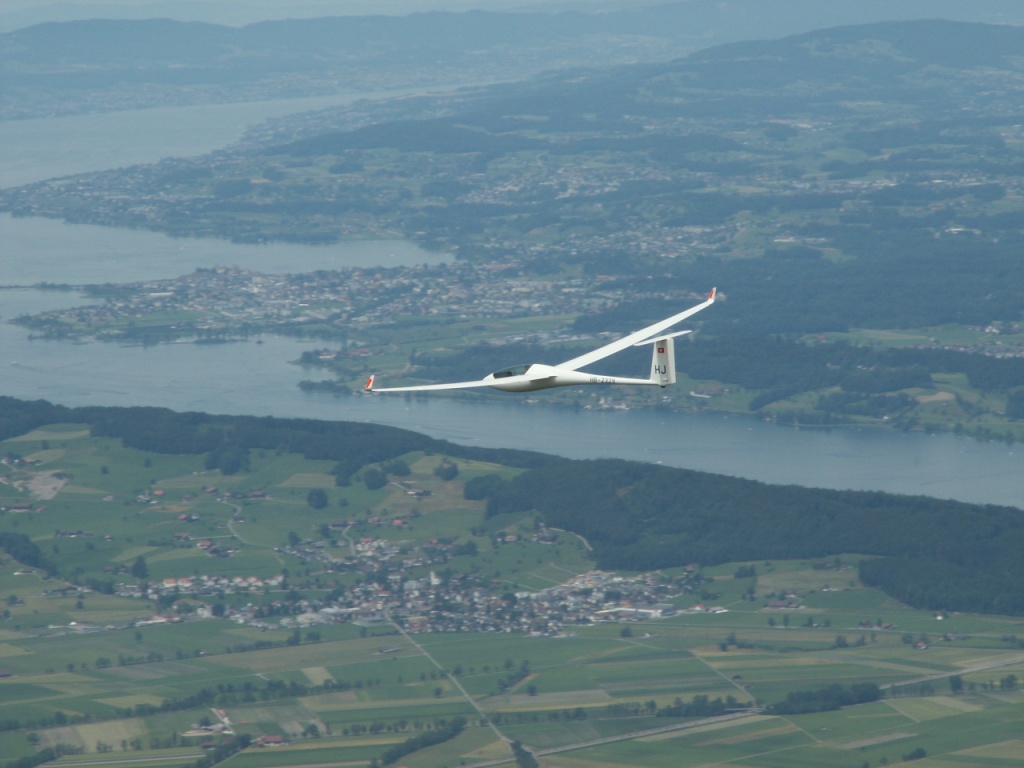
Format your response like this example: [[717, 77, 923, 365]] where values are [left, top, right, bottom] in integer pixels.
[[130, 555, 148, 580], [463, 474, 507, 500], [307, 488, 328, 509], [1007, 390, 1024, 419], [382, 459, 410, 477], [511, 740, 540, 768], [434, 460, 459, 481], [363, 468, 387, 491], [949, 674, 963, 694]]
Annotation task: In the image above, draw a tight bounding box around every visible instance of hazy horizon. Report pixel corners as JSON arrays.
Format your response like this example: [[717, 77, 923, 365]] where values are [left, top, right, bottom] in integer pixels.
[[4, 0, 1024, 34], [0, 0, 643, 33]]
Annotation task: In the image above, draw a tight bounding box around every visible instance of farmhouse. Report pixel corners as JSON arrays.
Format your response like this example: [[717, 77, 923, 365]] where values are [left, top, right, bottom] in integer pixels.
[[255, 734, 288, 747]]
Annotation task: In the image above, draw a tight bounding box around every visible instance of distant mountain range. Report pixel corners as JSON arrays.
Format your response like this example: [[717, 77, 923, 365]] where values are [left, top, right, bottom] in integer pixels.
[[3, 1, 1024, 118]]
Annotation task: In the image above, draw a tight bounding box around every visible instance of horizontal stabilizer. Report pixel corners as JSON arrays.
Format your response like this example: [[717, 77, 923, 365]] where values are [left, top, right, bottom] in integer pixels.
[[634, 330, 691, 346]]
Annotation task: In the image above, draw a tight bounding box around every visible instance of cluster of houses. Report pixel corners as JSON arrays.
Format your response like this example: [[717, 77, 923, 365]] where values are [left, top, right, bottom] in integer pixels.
[[104, 526, 707, 636], [16, 260, 695, 345], [153, 556, 701, 636], [117, 574, 286, 601], [269, 566, 700, 636]]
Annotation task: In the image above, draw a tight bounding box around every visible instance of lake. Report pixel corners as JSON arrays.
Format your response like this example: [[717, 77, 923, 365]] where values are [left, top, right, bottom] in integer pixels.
[[3, 289, 1021, 508], [1, 93, 1022, 510], [0, 213, 449, 285], [0, 88, 469, 187]]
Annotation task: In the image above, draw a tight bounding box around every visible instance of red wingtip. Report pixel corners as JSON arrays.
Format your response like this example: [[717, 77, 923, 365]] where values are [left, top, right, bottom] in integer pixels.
[[709, 287, 716, 301], [365, 375, 375, 391]]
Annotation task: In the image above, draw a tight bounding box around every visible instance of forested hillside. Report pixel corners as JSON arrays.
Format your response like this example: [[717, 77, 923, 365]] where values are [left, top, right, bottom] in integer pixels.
[[3, 397, 1022, 616], [0, 397, 552, 483], [471, 459, 1024, 615]]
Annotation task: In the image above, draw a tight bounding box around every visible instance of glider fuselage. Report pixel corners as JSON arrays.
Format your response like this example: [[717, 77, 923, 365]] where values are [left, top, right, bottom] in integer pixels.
[[483, 363, 654, 392]]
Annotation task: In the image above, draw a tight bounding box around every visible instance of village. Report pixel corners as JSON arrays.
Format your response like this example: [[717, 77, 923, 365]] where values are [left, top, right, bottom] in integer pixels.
[[12, 261, 668, 345], [20, 509, 718, 639], [115, 553, 712, 638]]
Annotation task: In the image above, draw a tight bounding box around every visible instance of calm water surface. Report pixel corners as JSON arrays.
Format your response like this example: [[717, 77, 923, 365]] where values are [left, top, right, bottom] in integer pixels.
[[0, 214, 449, 285], [0, 89, 461, 187]]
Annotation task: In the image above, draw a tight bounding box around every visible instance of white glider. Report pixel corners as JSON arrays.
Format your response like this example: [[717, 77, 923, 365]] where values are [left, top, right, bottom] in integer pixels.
[[366, 288, 716, 394]]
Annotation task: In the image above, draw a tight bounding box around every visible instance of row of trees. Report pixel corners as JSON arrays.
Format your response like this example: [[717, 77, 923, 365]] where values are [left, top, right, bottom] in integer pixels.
[[767, 683, 881, 714], [0, 665, 432, 737], [377, 716, 466, 766], [656, 694, 750, 718]]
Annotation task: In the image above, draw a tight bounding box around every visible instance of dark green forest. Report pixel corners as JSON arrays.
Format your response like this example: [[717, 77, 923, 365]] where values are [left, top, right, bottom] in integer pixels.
[[0, 397, 551, 484], [470, 458, 1024, 615], [3, 397, 1022, 616], [572, 230, 1024, 335]]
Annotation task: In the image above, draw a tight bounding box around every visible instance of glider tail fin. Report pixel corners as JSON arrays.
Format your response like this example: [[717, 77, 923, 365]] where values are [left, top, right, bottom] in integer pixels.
[[649, 337, 677, 387]]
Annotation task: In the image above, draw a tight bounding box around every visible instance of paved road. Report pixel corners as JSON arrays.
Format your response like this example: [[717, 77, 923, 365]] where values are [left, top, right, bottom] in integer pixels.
[[385, 613, 513, 749], [881, 653, 1024, 690], [456, 710, 760, 768]]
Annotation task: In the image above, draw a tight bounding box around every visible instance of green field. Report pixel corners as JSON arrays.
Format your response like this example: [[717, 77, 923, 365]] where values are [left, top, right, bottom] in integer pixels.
[[3, 424, 1024, 767]]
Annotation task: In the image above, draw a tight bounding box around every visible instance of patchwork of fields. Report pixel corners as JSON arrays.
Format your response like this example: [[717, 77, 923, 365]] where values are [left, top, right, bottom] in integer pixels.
[[1, 424, 1023, 767]]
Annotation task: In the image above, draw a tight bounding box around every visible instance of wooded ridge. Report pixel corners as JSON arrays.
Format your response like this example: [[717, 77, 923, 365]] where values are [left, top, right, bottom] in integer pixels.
[[2, 396, 1020, 615]]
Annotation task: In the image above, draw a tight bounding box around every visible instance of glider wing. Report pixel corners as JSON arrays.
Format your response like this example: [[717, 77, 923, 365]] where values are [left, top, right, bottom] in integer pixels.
[[558, 288, 716, 372], [366, 372, 551, 393]]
